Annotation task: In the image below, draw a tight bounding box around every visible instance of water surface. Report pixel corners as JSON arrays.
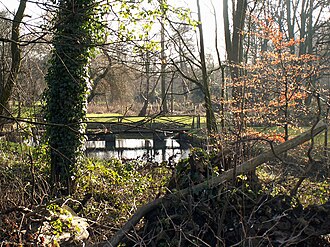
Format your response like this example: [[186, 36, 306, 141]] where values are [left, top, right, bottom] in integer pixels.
[[86, 136, 190, 163]]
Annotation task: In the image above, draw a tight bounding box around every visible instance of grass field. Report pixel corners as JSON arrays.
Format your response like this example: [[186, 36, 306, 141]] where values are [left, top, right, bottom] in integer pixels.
[[86, 113, 329, 141], [251, 124, 329, 144], [86, 113, 207, 126]]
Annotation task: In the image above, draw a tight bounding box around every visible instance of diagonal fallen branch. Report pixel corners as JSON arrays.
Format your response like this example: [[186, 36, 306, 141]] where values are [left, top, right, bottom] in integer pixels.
[[102, 121, 327, 247]]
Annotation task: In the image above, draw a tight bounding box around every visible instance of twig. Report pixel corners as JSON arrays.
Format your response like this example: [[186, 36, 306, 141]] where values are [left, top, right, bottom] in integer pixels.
[[291, 94, 322, 197]]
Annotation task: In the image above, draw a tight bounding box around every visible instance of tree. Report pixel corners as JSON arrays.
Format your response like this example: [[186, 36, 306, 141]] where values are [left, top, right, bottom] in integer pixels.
[[165, 1, 218, 134], [87, 45, 143, 115], [87, 48, 112, 104], [257, 0, 328, 101], [246, 0, 329, 112], [244, 18, 318, 141], [222, 0, 249, 143], [45, 0, 102, 195], [223, 0, 247, 90], [196, 0, 217, 134], [0, 0, 26, 120], [160, 0, 168, 114]]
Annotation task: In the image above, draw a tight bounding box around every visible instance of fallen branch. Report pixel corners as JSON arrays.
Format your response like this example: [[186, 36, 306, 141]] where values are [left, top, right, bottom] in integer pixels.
[[103, 121, 327, 247]]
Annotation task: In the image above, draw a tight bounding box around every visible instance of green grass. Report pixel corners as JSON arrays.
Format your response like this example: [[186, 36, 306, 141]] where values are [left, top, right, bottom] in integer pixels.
[[86, 114, 329, 143], [86, 113, 207, 126], [252, 126, 306, 135], [251, 125, 329, 145], [87, 113, 123, 118]]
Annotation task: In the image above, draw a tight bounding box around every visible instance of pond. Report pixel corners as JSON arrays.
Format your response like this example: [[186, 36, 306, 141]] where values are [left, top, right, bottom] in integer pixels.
[[85, 134, 191, 163]]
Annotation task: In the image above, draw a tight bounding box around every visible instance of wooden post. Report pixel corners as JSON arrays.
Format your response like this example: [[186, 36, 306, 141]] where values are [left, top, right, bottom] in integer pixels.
[[105, 134, 115, 149]]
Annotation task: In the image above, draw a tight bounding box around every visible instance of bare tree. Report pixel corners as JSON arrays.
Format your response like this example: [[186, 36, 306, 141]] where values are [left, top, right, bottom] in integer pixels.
[[0, 0, 26, 120], [197, 0, 217, 133], [223, 0, 247, 87]]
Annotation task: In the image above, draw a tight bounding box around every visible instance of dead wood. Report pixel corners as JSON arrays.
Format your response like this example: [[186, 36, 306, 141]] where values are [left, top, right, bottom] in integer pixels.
[[103, 121, 327, 247]]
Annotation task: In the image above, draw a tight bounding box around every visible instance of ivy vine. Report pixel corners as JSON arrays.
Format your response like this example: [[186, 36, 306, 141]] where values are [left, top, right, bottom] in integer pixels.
[[45, 0, 104, 195]]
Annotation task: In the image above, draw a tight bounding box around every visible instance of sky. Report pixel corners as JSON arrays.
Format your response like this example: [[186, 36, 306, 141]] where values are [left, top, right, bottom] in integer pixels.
[[0, 0, 44, 20], [171, 0, 225, 56], [0, 0, 225, 58]]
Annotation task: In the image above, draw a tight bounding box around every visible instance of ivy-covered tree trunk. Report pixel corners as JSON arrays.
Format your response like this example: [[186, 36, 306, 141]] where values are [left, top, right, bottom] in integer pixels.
[[45, 0, 97, 196]]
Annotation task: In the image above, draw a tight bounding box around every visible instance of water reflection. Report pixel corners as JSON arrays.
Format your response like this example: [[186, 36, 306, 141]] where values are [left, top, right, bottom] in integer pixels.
[[85, 137, 190, 163]]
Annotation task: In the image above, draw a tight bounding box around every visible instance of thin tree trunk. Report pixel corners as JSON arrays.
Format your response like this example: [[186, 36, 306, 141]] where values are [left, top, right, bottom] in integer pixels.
[[286, 0, 295, 54], [160, 0, 168, 114], [197, 0, 217, 134], [306, 0, 314, 54], [212, 2, 225, 130], [299, 0, 307, 56], [139, 51, 150, 116], [223, 0, 247, 119], [0, 0, 26, 117], [88, 50, 112, 103]]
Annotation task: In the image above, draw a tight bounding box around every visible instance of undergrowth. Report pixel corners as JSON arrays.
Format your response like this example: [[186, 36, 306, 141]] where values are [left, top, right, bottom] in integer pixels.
[[0, 140, 329, 246]]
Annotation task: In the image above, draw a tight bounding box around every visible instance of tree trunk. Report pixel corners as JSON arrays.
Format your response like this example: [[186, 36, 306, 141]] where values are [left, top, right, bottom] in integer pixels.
[[223, 0, 247, 82], [0, 0, 26, 118], [299, 0, 307, 56], [160, 0, 168, 114], [46, 0, 98, 196], [197, 0, 217, 134], [138, 50, 151, 117], [306, 0, 314, 54], [88, 49, 112, 103], [213, 2, 225, 130], [223, 0, 247, 128], [286, 0, 295, 54]]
